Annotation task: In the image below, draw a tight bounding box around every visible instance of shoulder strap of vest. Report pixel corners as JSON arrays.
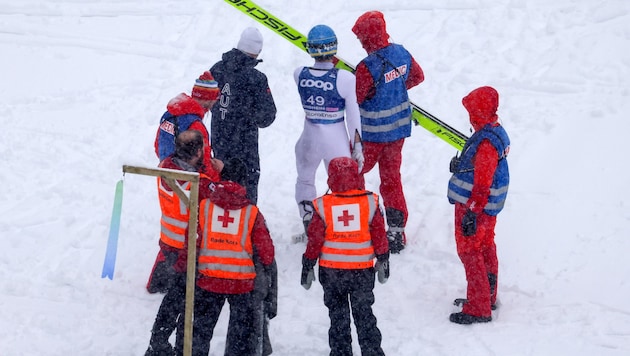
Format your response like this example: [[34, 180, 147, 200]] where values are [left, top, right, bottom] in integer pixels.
[[480, 125, 508, 161], [366, 51, 405, 100]]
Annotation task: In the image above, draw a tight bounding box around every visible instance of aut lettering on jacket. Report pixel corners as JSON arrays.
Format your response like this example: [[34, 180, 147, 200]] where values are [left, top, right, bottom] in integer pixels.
[[217, 83, 231, 120]]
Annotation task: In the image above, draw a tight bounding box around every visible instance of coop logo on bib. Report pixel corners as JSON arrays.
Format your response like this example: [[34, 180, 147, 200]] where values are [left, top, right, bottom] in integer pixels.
[[299, 78, 334, 91]]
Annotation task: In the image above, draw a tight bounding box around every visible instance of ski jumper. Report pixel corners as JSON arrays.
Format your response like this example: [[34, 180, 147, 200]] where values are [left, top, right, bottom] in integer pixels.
[[294, 61, 361, 219]]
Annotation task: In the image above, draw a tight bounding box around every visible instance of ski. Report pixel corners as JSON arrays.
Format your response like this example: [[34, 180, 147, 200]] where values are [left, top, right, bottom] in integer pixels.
[[223, 0, 468, 151]]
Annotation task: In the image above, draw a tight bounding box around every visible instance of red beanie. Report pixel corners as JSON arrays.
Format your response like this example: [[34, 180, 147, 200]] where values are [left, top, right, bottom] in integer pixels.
[[191, 71, 220, 101]]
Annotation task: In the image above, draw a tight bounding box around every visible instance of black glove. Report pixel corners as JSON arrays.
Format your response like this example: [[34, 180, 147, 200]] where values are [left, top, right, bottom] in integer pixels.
[[375, 253, 390, 284], [449, 153, 460, 173], [462, 209, 477, 236], [301, 255, 316, 290]]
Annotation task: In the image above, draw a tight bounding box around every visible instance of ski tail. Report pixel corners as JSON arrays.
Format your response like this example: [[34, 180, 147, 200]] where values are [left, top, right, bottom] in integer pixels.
[[223, 0, 468, 150], [101, 179, 124, 279]]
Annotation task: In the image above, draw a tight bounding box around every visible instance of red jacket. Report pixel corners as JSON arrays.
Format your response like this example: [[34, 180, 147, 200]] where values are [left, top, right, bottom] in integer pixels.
[[196, 181, 275, 294], [462, 86, 501, 214], [304, 157, 389, 261], [154, 93, 220, 181], [352, 11, 424, 105]]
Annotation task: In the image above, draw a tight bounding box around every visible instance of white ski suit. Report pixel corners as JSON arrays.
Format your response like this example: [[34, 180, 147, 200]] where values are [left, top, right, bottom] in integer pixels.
[[294, 61, 362, 219]]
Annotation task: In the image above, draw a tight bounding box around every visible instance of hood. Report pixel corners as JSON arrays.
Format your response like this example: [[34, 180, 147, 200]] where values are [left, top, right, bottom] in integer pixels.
[[221, 48, 261, 72], [352, 11, 390, 54], [462, 86, 499, 131], [166, 93, 207, 118], [209, 181, 250, 210], [327, 157, 361, 193]]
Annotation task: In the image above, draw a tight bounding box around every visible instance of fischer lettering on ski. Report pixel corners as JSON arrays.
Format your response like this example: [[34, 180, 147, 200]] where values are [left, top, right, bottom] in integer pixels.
[[224, 0, 305, 44]]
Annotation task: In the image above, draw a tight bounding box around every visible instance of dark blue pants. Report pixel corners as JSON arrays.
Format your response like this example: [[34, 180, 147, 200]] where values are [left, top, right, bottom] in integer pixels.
[[192, 288, 256, 356], [319, 267, 385, 356]]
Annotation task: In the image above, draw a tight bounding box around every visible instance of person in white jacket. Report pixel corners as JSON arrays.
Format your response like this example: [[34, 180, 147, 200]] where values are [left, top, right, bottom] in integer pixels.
[[293, 24, 364, 241]]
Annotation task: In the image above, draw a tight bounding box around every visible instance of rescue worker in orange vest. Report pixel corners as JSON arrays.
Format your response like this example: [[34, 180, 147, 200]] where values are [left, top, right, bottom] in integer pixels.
[[145, 130, 219, 356], [193, 158, 275, 356], [301, 157, 390, 356]]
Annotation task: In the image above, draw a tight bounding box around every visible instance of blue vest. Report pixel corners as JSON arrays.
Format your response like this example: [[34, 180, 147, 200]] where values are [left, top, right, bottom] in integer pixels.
[[359, 44, 413, 143], [156, 112, 200, 161], [297, 67, 345, 125], [448, 125, 510, 216]]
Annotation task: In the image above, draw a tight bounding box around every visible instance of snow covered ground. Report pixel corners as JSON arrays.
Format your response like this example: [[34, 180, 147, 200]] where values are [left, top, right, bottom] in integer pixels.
[[1, 0, 629, 355]]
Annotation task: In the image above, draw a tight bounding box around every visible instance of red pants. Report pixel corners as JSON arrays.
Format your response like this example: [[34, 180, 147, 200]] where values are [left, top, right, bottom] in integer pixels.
[[454, 203, 498, 317], [360, 139, 408, 226]]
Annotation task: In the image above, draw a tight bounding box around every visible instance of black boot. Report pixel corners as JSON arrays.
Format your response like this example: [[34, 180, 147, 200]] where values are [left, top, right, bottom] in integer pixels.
[[488, 273, 497, 300], [145, 341, 175, 356], [385, 208, 406, 253], [146, 323, 176, 356], [449, 312, 492, 324]]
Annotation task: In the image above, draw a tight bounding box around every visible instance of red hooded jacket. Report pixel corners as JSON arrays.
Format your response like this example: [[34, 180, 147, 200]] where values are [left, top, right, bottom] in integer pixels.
[[196, 181, 275, 294], [462, 86, 501, 214], [304, 157, 389, 261], [352, 11, 425, 105]]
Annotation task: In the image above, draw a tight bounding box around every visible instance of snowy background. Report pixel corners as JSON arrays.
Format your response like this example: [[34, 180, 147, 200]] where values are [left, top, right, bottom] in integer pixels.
[[2, 0, 629, 355]]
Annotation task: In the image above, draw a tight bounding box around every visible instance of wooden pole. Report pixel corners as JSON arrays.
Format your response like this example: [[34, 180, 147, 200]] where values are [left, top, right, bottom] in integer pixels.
[[122, 165, 199, 356]]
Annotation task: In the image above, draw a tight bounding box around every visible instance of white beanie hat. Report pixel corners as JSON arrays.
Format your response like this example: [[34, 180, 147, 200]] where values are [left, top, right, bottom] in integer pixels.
[[237, 27, 263, 55]]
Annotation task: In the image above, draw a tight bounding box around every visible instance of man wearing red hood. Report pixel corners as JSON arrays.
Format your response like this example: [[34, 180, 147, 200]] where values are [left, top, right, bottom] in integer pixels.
[[447, 86, 510, 324], [352, 11, 425, 254], [192, 158, 276, 356], [301, 157, 390, 356]]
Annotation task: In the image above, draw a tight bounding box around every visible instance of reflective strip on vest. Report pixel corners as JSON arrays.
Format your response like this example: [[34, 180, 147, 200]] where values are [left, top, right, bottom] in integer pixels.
[[197, 200, 257, 280], [158, 178, 191, 249], [360, 102, 411, 133], [315, 191, 377, 269], [447, 176, 509, 212], [447, 124, 510, 216]]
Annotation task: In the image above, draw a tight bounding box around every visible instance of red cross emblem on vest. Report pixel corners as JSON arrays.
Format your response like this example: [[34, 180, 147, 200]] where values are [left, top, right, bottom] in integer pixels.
[[337, 209, 354, 226], [217, 209, 235, 228]]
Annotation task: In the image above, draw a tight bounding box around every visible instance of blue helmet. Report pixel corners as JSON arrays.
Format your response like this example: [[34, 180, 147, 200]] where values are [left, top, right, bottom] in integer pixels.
[[306, 25, 337, 59]]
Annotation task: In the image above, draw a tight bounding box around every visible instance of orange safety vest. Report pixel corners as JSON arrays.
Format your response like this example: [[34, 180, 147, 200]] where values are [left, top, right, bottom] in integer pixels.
[[197, 199, 258, 280], [157, 176, 191, 249], [314, 190, 378, 269]]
